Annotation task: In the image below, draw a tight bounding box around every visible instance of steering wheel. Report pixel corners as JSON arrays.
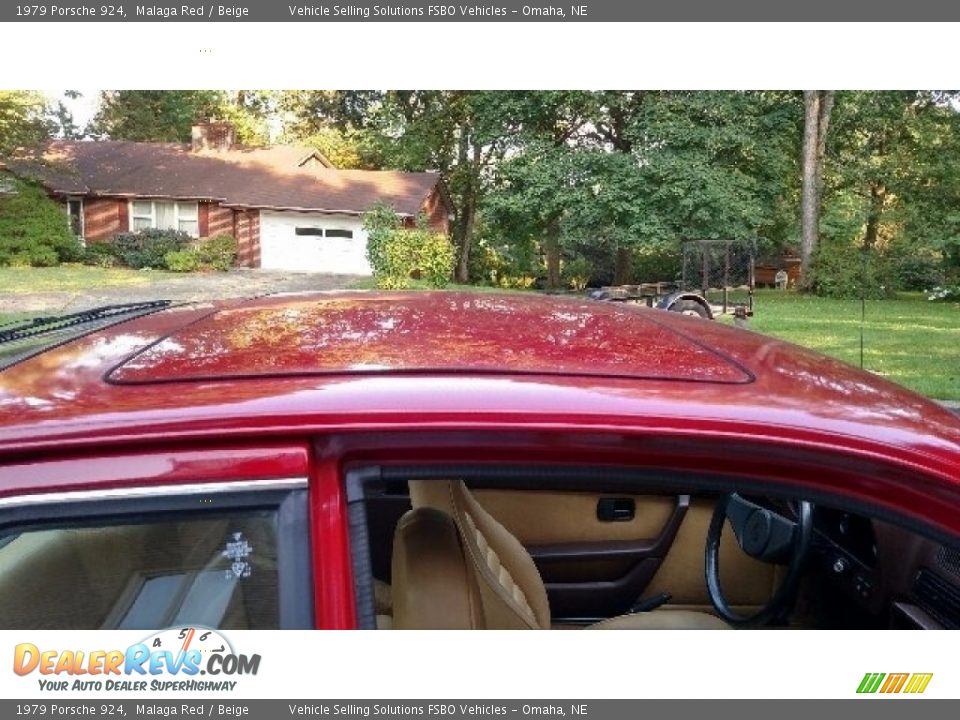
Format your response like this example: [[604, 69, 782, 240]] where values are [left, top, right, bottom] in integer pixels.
[[705, 494, 814, 627]]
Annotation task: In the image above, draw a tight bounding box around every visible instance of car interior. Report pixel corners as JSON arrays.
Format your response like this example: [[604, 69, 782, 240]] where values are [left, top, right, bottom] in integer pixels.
[[351, 472, 960, 631], [0, 513, 279, 629]]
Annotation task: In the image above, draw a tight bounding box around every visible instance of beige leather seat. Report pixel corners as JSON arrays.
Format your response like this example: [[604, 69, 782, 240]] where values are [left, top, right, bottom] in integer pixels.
[[391, 480, 729, 630]]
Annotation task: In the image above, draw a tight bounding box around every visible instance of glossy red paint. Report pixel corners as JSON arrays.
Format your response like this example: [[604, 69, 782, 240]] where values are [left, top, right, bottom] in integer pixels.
[[311, 455, 357, 629], [0, 443, 310, 498], [0, 295, 957, 476], [1, 291, 959, 534], [108, 293, 751, 384]]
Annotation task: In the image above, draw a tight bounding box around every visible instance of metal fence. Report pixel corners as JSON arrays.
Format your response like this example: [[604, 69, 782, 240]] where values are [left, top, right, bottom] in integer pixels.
[[681, 239, 757, 293]]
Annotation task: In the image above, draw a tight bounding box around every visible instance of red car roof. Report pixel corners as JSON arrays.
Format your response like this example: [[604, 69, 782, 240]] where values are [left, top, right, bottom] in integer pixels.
[[108, 293, 753, 384], [0, 291, 958, 484]]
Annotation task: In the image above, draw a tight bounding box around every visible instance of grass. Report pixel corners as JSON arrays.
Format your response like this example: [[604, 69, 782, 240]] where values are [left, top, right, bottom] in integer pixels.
[[721, 290, 960, 401], [0, 264, 173, 293]]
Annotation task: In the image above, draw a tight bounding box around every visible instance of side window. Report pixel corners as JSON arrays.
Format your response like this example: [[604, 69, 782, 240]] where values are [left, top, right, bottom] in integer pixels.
[[0, 488, 312, 630]]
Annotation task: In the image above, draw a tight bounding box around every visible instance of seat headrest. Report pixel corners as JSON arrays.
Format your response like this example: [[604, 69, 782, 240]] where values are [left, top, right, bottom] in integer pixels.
[[391, 507, 480, 629], [407, 480, 551, 630]]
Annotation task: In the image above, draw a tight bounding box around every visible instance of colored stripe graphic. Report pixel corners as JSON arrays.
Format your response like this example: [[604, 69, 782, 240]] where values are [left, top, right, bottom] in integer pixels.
[[880, 673, 909, 693], [903, 673, 933, 694], [857, 672, 932, 694], [857, 673, 885, 694]]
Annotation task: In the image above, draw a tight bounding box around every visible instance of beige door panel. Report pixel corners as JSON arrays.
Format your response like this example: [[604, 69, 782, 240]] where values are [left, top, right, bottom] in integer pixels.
[[472, 490, 778, 608], [471, 489, 674, 544]]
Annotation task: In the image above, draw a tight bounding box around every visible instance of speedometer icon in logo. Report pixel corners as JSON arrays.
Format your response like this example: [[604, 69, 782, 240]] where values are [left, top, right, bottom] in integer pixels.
[[142, 626, 234, 657]]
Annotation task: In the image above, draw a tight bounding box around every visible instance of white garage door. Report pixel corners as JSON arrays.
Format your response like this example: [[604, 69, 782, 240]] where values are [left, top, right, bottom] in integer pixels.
[[259, 211, 372, 275]]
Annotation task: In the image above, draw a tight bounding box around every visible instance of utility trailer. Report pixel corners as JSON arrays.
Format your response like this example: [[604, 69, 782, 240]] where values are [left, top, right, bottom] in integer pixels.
[[592, 239, 756, 322]]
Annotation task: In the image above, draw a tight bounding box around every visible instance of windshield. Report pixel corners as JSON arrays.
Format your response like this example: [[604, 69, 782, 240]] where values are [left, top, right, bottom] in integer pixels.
[[0, 301, 171, 371]]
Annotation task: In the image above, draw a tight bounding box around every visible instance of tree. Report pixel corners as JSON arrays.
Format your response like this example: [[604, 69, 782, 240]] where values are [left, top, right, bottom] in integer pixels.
[[818, 91, 960, 292], [89, 91, 223, 142], [50, 90, 84, 140], [0, 91, 51, 155], [295, 91, 514, 283], [484, 91, 802, 288], [800, 91, 834, 287], [89, 90, 276, 144]]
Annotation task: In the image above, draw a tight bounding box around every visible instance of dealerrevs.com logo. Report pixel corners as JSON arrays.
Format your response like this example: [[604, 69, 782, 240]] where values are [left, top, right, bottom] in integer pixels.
[[13, 627, 260, 692], [856, 673, 933, 695]]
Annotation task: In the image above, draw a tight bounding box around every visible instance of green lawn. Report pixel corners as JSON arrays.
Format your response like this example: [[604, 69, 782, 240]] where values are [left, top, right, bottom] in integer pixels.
[[724, 290, 960, 401], [0, 264, 172, 293]]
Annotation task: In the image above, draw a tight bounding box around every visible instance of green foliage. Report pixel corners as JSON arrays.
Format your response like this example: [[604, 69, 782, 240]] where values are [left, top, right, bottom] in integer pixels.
[[162, 234, 236, 273], [163, 248, 202, 273], [0, 91, 52, 154], [0, 178, 82, 267], [810, 239, 895, 299], [90, 91, 224, 142], [893, 253, 945, 291], [468, 235, 540, 288], [632, 245, 683, 283], [295, 128, 375, 169], [562, 257, 593, 291], [89, 90, 276, 144], [928, 285, 960, 302], [110, 228, 191, 269], [362, 202, 404, 279], [362, 204, 453, 289], [196, 233, 237, 271], [83, 242, 119, 268]]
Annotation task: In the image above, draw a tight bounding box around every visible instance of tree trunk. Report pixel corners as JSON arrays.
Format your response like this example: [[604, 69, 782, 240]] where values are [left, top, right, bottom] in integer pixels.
[[452, 126, 471, 284], [456, 193, 475, 283], [613, 246, 633, 285], [800, 91, 834, 290], [545, 218, 562, 289], [813, 92, 834, 233], [863, 183, 886, 249], [800, 92, 821, 289]]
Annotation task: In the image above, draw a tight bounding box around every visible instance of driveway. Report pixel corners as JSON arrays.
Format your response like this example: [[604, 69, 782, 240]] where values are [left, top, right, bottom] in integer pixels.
[[0, 269, 363, 314]]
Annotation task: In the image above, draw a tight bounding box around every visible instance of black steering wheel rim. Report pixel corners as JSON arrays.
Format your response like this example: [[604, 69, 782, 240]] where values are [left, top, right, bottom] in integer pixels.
[[705, 494, 814, 627]]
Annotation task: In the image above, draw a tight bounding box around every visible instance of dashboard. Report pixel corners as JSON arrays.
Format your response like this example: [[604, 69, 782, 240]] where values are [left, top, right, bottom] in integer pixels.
[[810, 507, 960, 629]]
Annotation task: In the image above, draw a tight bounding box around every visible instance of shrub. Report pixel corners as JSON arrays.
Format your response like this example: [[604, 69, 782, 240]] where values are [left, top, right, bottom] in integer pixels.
[[562, 257, 594, 291], [164, 248, 202, 273], [928, 285, 960, 302], [111, 228, 191, 269], [811, 239, 895, 299], [0, 177, 83, 267], [893, 254, 945, 292], [196, 233, 237, 271], [469, 235, 540, 288], [363, 205, 454, 289], [83, 242, 120, 268], [633, 245, 683, 284]]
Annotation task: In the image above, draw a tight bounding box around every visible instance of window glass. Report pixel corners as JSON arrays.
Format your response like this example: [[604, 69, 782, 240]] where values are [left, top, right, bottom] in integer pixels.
[[325, 229, 354, 239], [67, 200, 83, 237], [295, 227, 323, 236], [177, 203, 199, 235], [177, 202, 199, 221], [132, 200, 152, 217], [155, 201, 176, 231], [0, 511, 279, 629]]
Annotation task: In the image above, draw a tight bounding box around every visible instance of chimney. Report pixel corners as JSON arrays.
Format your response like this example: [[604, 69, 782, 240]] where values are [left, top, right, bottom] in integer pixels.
[[191, 121, 236, 152]]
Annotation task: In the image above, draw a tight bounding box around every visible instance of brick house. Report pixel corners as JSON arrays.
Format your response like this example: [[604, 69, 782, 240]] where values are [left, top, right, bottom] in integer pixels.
[[5, 123, 451, 274]]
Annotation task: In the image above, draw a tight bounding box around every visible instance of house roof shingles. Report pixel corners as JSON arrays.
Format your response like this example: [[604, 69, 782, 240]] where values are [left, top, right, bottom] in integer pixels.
[[7, 140, 442, 217]]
